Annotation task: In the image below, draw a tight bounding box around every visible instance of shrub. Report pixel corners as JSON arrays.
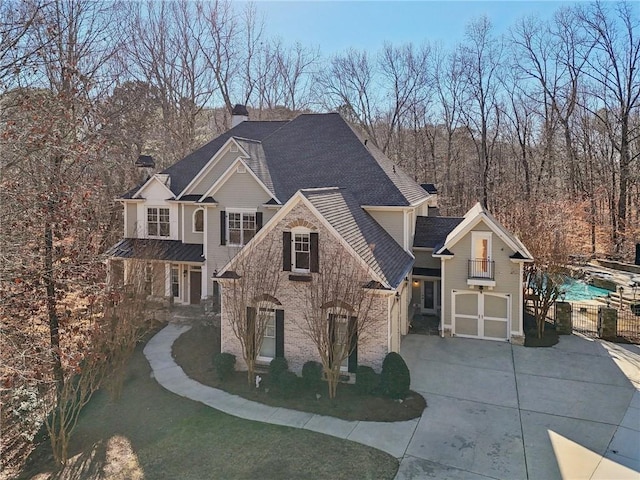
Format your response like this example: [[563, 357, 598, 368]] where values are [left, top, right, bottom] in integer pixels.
[[355, 365, 379, 395], [269, 357, 289, 386], [277, 370, 300, 397], [213, 352, 236, 382], [301, 361, 323, 390], [380, 352, 410, 399]]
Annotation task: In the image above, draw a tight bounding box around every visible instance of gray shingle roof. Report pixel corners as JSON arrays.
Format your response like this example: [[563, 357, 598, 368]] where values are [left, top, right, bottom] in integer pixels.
[[123, 113, 431, 207], [263, 114, 428, 206], [159, 121, 287, 197], [107, 238, 204, 263], [414, 216, 464, 249], [302, 188, 413, 289]]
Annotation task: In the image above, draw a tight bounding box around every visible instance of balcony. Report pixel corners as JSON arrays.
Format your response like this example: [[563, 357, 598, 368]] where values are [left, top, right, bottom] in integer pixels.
[[467, 259, 496, 286]]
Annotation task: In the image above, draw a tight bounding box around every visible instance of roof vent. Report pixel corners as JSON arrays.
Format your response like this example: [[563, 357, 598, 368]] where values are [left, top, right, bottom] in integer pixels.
[[236, 165, 247, 174]]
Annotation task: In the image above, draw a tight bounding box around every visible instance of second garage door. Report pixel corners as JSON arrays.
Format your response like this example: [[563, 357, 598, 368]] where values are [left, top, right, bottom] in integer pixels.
[[452, 291, 510, 341]]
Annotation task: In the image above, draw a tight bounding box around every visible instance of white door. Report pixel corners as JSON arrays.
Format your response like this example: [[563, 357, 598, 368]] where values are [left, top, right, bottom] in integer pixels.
[[452, 291, 510, 341]]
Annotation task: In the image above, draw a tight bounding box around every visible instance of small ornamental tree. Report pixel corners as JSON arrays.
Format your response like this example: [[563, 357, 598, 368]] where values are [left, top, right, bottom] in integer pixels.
[[219, 237, 282, 384], [295, 246, 377, 399]]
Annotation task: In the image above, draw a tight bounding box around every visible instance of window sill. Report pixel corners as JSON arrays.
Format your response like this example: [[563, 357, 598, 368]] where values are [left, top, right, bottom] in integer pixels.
[[289, 274, 312, 282]]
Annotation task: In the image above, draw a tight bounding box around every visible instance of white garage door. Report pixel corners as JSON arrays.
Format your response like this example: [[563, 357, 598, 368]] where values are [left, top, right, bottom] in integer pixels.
[[452, 291, 510, 341]]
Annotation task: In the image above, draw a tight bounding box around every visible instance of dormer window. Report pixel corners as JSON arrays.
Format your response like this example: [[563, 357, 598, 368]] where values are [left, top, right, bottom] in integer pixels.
[[193, 209, 204, 233], [147, 207, 170, 237]]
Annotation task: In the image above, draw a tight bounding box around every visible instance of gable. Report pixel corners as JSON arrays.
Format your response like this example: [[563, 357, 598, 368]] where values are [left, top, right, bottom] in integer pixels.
[[134, 175, 174, 200], [219, 189, 413, 290], [435, 203, 532, 260], [214, 166, 274, 207], [182, 139, 248, 196]]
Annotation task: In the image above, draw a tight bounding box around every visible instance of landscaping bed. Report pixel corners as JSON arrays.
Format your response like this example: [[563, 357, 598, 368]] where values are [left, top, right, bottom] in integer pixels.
[[524, 312, 559, 347], [172, 323, 426, 422], [16, 341, 398, 480]]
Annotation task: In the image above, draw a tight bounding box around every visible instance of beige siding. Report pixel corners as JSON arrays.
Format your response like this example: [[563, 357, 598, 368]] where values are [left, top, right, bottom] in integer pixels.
[[184, 149, 239, 195], [366, 210, 404, 247], [183, 204, 204, 244], [125, 203, 138, 237], [442, 222, 523, 335], [219, 201, 392, 374], [413, 249, 440, 269], [215, 171, 273, 207]]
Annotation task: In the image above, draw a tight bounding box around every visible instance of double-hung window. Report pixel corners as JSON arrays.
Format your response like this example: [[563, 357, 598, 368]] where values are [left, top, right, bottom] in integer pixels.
[[227, 211, 256, 246], [258, 308, 276, 359], [293, 232, 310, 272], [147, 207, 170, 237]]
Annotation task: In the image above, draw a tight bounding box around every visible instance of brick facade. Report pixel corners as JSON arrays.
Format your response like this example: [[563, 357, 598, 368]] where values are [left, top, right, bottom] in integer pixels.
[[220, 201, 394, 374]]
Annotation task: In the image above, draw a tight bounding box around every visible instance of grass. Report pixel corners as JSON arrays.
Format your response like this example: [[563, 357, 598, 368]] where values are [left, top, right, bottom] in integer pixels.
[[16, 342, 398, 480], [172, 323, 426, 422]]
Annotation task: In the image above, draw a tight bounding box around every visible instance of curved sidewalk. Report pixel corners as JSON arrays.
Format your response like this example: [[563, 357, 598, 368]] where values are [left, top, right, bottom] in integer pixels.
[[143, 323, 419, 459]]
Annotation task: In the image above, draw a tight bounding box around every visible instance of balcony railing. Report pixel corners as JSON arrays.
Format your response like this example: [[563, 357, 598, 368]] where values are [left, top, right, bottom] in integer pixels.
[[468, 259, 495, 280]]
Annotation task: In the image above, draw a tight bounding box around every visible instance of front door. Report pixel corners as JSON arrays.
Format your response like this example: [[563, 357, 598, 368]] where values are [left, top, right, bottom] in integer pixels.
[[190, 270, 201, 305], [452, 291, 510, 340], [421, 280, 439, 314]]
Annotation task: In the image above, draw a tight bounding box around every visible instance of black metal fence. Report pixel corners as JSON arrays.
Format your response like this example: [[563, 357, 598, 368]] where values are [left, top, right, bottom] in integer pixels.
[[550, 302, 640, 344]]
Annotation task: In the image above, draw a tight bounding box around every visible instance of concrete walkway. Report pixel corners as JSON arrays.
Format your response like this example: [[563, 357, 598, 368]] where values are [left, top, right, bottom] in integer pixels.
[[144, 324, 640, 479], [143, 324, 418, 458]]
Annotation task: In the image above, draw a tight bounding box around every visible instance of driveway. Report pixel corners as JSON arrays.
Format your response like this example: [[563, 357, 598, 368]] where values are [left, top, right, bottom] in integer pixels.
[[398, 334, 640, 479]]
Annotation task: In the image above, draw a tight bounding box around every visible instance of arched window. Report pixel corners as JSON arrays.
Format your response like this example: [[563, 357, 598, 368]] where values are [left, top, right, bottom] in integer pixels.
[[193, 209, 204, 233]]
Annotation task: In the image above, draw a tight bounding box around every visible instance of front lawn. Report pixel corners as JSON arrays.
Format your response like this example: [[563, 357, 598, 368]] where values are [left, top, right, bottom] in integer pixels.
[[17, 344, 398, 480], [172, 323, 426, 422]]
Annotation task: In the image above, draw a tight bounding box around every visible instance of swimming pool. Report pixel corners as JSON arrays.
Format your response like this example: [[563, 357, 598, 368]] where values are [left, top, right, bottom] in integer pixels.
[[561, 277, 611, 301]]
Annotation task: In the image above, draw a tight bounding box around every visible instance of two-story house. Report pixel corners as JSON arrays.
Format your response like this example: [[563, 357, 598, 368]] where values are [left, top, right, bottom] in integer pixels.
[[108, 107, 532, 373]]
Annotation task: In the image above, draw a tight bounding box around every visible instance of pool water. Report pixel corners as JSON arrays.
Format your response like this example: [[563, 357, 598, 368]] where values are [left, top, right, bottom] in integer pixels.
[[561, 277, 611, 301]]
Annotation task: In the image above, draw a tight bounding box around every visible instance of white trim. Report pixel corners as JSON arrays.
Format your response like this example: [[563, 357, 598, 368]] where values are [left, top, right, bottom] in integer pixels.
[[145, 206, 172, 239], [178, 137, 250, 197], [133, 174, 175, 200], [200, 157, 279, 204], [515, 262, 524, 336], [436, 203, 532, 260], [225, 208, 258, 247], [291, 227, 311, 274], [451, 290, 510, 341], [181, 204, 185, 241]]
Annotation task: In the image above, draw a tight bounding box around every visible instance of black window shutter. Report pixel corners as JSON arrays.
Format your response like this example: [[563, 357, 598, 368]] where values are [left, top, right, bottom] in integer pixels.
[[256, 212, 263, 231], [246, 306, 256, 358], [348, 316, 358, 373], [275, 309, 284, 358], [220, 210, 226, 245], [310, 232, 319, 273], [283, 231, 291, 271]]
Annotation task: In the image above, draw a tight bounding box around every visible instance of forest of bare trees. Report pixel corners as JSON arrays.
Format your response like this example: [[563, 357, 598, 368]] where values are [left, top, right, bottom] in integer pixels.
[[0, 0, 638, 473]]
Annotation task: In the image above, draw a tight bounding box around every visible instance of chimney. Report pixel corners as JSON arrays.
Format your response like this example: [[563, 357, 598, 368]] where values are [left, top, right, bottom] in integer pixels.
[[231, 104, 249, 128], [135, 155, 156, 182]]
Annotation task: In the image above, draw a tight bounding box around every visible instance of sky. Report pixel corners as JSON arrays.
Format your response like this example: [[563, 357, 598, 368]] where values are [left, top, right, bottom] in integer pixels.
[[250, 1, 584, 54]]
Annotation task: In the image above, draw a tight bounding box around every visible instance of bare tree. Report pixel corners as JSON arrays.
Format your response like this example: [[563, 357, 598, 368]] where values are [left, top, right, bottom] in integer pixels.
[[578, 1, 640, 255], [458, 16, 504, 209], [219, 238, 282, 384], [294, 247, 377, 399]]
